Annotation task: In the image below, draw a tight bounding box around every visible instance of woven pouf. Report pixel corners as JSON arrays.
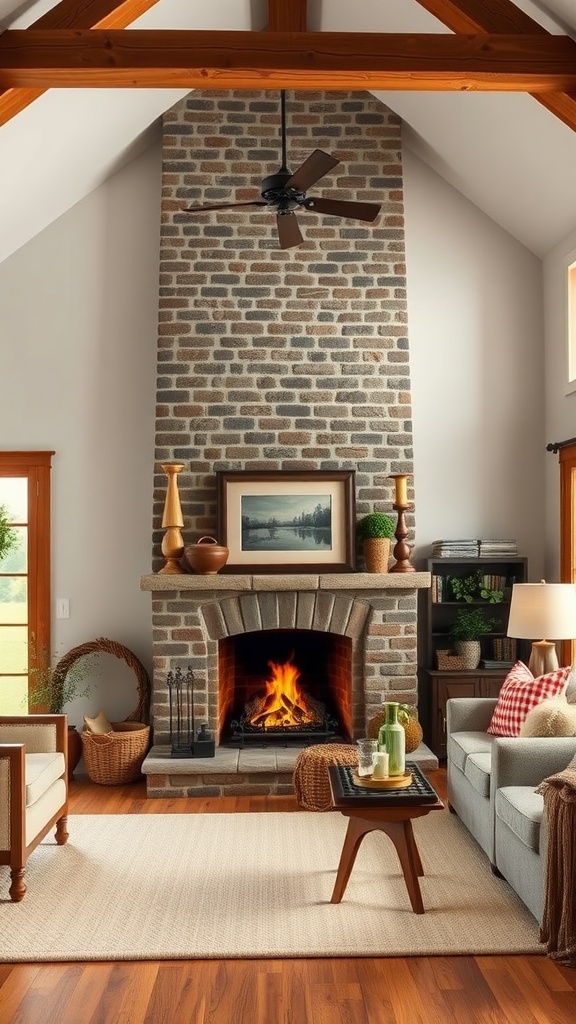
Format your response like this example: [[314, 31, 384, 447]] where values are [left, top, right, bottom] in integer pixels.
[[293, 743, 358, 811]]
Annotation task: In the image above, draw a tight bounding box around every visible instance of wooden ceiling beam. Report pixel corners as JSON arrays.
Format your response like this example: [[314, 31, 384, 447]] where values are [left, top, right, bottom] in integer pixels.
[[416, 0, 576, 131], [1, 30, 576, 91], [415, 0, 543, 33], [0, 0, 161, 127]]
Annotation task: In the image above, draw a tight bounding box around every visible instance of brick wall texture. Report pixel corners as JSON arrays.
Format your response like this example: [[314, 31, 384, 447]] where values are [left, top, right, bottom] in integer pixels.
[[153, 89, 414, 557], [150, 89, 418, 741]]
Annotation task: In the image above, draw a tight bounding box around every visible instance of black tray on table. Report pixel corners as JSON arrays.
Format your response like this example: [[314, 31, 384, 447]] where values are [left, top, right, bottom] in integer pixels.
[[329, 762, 441, 807]]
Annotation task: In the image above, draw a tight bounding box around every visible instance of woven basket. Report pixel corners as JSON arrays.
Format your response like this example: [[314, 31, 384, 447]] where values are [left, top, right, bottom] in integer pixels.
[[436, 649, 466, 671], [55, 637, 151, 785], [293, 743, 358, 812], [81, 721, 150, 785]]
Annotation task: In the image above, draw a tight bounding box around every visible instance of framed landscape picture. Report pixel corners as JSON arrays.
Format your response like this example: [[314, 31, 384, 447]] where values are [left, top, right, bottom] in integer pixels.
[[216, 470, 356, 573]]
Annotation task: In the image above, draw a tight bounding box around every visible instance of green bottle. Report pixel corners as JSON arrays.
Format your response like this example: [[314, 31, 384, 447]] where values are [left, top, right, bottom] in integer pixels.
[[377, 701, 406, 776]]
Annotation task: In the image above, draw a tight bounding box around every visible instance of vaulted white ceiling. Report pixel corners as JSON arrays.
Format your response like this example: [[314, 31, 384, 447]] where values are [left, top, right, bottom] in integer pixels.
[[1, 0, 576, 265]]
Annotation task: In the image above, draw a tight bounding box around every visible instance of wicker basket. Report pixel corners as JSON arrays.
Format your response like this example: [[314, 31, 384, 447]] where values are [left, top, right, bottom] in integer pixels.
[[81, 721, 150, 785], [55, 637, 151, 785], [436, 649, 466, 671]]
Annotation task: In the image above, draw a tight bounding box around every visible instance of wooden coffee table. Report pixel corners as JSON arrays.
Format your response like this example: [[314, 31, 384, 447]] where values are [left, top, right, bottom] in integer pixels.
[[328, 763, 444, 914]]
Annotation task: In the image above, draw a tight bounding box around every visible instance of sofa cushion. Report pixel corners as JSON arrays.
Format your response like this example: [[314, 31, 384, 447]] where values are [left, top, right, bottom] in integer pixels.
[[487, 662, 570, 737], [25, 752, 65, 807], [520, 696, 576, 737], [463, 751, 492, 797], [495, 785, 543, 853], [448, 731, 495, 773]]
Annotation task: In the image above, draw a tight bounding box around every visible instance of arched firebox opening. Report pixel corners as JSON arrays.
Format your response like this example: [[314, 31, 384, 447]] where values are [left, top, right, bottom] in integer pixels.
[[218, 628, 353, 745]]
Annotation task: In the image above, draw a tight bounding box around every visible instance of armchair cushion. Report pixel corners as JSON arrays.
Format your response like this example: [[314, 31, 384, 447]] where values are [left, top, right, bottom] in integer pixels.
[[25, 752, 66, 806]]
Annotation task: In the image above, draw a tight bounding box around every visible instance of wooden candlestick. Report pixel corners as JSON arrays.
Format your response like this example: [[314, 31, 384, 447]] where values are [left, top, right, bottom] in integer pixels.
[[159, 463, 186, 575], [390, 503, 416, 573]]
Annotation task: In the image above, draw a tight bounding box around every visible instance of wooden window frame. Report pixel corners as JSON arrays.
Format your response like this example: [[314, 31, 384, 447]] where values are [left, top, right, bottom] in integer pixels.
[[0, 451, 54, 703]]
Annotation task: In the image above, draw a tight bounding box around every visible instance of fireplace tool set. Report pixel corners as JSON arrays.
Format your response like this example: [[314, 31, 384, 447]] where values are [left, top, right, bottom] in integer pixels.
[[167, 666, 215, 758]]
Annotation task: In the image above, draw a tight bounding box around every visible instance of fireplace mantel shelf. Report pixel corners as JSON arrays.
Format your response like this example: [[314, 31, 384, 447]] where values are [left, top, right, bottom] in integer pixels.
[[140, 572, 431, 593]]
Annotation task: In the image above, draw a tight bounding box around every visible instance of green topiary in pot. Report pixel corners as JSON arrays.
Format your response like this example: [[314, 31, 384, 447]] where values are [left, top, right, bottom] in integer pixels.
[[356, 512, 396, 541], [449, 607, 499, 670], [356, 512, 396, 573]]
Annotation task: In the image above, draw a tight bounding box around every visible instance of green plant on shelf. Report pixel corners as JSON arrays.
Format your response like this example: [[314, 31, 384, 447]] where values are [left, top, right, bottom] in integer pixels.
[[449, 608, 499, 642], [449, 571, 503, 604]]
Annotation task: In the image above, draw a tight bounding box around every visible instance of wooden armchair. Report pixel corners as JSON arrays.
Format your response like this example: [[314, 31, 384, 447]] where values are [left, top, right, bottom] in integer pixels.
[[0, 714, 69, 901]]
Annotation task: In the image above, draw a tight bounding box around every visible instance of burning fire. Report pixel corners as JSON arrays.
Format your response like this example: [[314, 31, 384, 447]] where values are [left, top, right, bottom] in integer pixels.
[[245, 653, 324, 730]]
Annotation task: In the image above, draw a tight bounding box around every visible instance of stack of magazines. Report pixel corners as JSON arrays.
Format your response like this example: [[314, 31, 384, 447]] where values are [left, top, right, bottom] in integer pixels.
[[478, 539, 518, 556], [431, 539, 479, 558]]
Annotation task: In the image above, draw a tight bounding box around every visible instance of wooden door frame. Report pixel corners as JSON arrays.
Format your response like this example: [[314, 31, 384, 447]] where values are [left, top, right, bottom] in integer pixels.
[[0, 451, 54, 700]]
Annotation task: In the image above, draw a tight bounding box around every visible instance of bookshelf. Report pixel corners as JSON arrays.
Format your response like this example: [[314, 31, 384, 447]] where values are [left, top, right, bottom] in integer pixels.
[[421, 555, 528, 758]]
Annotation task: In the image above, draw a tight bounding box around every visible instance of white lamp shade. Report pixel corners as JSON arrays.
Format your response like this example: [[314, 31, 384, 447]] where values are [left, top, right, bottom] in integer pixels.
[[507, 582, 576, 640]]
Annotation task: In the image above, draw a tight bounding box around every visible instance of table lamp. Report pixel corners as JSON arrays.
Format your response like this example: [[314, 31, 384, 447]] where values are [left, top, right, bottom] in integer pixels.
[[507, 580, 576, 676]]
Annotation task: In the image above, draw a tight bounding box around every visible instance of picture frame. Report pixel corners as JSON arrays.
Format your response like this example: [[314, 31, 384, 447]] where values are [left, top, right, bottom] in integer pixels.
[[216, 470, 356, 573]]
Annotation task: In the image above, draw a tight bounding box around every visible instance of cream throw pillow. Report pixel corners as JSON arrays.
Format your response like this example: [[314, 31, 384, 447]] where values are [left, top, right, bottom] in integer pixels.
[[565, 671, 576, 704], [83, 710, 113, 734], [519, 696, 576, 738]]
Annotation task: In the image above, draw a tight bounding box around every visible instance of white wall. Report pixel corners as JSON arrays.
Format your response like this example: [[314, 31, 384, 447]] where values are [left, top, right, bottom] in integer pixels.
[[0, 136, 162, 724], [0, 135, 549, 722], [404, 148, 546, 577], [543, 229, 576, 577]]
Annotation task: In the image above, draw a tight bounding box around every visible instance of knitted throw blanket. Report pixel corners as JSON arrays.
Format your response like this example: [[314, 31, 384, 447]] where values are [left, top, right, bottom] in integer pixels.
[[536, 762, 576, 966]]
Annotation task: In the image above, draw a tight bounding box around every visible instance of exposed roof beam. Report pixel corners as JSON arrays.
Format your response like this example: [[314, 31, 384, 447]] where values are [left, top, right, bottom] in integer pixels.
[[266, 0, 307, 32], [416, 0, 542, 33], [0, 0, 161, 127], [1, 30, 576, 91], [416, 0, 576, 131]]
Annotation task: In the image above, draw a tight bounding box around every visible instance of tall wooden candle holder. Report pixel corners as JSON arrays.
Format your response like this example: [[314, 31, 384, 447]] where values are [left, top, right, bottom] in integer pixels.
[[159, 462, 186, 575], [388, 474, 415, 574]]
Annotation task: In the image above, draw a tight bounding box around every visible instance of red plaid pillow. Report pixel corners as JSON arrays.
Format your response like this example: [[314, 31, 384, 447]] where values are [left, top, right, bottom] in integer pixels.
[[487, 661, 570, 737]]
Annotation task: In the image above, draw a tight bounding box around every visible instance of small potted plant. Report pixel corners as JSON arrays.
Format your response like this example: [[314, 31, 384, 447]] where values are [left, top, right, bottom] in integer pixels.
[[29, 647, 94, 779], [356, 512, 396, 573], [449, 608, 498, 670]]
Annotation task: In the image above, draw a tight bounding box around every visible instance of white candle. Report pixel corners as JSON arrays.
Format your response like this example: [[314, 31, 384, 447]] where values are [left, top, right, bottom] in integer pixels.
[[372, 751, 389, 779]]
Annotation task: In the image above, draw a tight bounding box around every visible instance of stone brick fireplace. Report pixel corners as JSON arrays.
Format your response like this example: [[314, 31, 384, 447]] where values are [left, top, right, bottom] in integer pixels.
[[141, 88, 433, 797], [140, 571, 431, 797]]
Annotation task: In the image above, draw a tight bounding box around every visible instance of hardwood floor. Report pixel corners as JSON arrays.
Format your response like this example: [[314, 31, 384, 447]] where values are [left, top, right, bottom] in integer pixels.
[[2, 768, 576, 1024]]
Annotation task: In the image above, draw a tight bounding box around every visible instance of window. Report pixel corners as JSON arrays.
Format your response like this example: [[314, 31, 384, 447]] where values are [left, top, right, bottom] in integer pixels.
[[0, 452, 53, 713]]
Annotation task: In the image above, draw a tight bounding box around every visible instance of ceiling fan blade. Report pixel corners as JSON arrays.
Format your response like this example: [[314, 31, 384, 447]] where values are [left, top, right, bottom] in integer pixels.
[[303, 197, 381, 223], [276, 213, 304, 250], [184, 201, 267, 213], [285, 150, 339, 193]]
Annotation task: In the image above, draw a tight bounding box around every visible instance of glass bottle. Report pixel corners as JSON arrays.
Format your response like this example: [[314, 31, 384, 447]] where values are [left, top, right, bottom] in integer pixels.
[[377, 701, 406, 776]]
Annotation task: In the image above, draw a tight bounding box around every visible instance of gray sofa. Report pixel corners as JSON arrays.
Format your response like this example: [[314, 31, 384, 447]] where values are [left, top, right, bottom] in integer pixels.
[[446, 697, 576, 922]]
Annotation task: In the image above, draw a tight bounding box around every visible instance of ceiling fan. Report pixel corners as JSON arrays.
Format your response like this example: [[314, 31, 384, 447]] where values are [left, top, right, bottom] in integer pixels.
[[183, 92, 382, 250]]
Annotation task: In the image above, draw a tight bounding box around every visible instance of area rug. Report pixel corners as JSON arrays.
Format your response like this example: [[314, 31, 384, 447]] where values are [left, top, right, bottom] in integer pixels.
[[0, 811, 543, 962]]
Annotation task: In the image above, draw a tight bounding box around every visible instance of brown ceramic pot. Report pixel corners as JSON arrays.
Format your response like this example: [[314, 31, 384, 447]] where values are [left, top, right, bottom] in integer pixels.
[[67, 725, 83, 780], [185, 536, 229, 575]]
